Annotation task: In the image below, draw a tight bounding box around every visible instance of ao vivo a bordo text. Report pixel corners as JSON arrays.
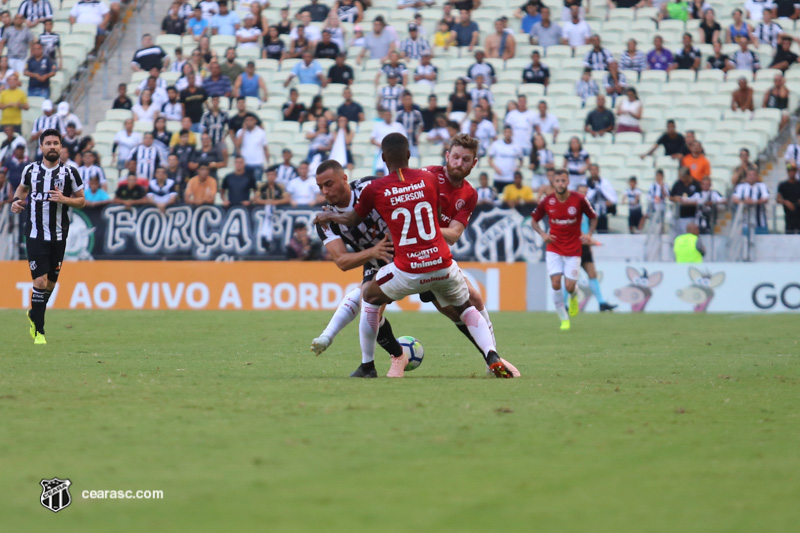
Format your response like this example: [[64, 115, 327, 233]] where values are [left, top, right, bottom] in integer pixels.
[[13, 280, 364, 310]]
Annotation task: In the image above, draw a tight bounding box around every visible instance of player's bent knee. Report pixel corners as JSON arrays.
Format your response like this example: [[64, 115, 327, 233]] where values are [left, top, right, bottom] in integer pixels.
[[33, 276, 49, 290]]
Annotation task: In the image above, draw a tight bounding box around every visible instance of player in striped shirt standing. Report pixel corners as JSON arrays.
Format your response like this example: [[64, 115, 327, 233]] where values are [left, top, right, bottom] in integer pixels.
[[10, 129, 84, 344]]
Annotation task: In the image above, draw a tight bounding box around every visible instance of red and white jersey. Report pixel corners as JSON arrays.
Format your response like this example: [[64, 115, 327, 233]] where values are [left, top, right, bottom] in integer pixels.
[[532, 191, 596, 257], [354, 167, 452, 273], [423, 165, 478, 227]]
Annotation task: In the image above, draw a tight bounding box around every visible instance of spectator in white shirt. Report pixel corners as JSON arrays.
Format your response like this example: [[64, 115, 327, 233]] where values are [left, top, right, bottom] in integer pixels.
[[744, 0, 776, 22], [488, 125, 524, 193], [69, 0, 111, 49], [532, 100, 560, 143], [113, 118, 143, 169], [503, 95, 537, 156], [413, 52, 438, 88], [235, 114, 270, 182], [561, 5, 591, 49], [370, 107, 407, 173], [286, 163, 324, 206]]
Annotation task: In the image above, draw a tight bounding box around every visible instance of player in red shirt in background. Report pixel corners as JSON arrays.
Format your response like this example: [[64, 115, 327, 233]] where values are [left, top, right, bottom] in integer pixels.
[[314, 133, 514, 378], [531, 169, 597, 330]]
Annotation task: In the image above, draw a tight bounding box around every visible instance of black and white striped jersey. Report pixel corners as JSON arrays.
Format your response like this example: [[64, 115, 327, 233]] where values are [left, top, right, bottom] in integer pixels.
[[200, 109, 229, 147], [22, 161, 83, 242], [32, 113, 65, 136], [78, 164, 106, 184], [38, 31, 60, 62], [130, 144, 162, 180], [315, 176, 390, 275], [18, 0, 53, 23], [147, 177, 177, 203]]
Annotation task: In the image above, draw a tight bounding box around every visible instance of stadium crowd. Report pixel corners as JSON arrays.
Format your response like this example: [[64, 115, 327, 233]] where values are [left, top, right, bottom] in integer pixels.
[[1, 0, 799, 236]]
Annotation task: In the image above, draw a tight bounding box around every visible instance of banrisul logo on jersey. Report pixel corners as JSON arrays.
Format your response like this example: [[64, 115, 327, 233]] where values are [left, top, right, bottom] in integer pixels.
[[65, 209, 96, 260]]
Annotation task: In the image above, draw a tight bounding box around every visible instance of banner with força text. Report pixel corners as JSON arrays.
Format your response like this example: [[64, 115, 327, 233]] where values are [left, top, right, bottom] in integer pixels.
[[0, 261, 527, 312]]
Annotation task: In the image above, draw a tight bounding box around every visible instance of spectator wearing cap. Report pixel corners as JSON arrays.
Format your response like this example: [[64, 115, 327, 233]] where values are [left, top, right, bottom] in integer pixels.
[[467, 49, 496, 86], [236, 14, 262, 48], [358, 16, 395, 64], [30, 99, 64, 146], [529, 6, 560, 49], [211, 1, 240, 36], [280, 90, 306, 125], [315, 29, 341, 59], [375, 51, 408, 86], [516, 2, 542, 34], [400, 23, 432, 60], [234, 61, 268, 102], [328, 53, 355, 85], [413, 52, 438, 89], [583, 34, 615, 70], [454, 9, 479, 50], [561, 5, 591, 49], [485, 18, 516, 60], [522, 51, 549, 87], [5, 14, 33, 74], [0, 73, 29, 133], [285, 51, 325, 87]]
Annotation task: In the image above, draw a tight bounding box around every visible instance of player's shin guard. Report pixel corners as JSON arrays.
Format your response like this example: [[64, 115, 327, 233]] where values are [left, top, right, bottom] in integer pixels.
[[552, 287, 569, 321], [377, 317, 403, 357], [321, 287, 361, 340], [31, 288, 47, 334], [459, 306, 496, 362], [478, 308, 496, 346], [359, 301, 381, 364], [589, 278, 607, 305]]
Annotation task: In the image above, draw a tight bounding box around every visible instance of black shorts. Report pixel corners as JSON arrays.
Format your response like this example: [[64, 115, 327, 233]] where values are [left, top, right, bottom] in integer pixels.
[[419, 290, 436, 303], [581, 244, 593, 265], [26, 238, 66, 282], [628, 208, 643, 228], [363, 265, 378, 282]]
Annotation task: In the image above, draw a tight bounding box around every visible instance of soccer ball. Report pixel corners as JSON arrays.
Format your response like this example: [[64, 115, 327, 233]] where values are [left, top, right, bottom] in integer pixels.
[[397, 336, 424, 371]]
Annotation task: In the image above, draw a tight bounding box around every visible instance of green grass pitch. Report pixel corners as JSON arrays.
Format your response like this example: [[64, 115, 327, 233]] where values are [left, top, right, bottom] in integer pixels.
[[1, 310, 798, 532]]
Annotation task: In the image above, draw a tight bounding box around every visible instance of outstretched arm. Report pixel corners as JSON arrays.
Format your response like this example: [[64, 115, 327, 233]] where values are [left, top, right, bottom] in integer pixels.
[[325, 235, 394, 272], [313, 208, 363, 228]]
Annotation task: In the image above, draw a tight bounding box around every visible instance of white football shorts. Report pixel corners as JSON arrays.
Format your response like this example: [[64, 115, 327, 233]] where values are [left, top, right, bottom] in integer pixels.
[[546, 251, 581, 280], [375, 260, 470, 308]]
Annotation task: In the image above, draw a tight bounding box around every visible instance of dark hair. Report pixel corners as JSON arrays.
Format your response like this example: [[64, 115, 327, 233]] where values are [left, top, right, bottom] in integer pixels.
[[402, 90, 412, 97], [554, 169, 568, 179], [175, 46, 182, 54], [167, 85, 177, 92], [381, 133, 409, 168], [179, 129, 190, 136], [39, 128, 62, 146], [446, 120, 459, 130], [629, 176, 637, 182], [118, 82, 127, 89], [666, 119, 675, 126], [316, 159, 344, 176]]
